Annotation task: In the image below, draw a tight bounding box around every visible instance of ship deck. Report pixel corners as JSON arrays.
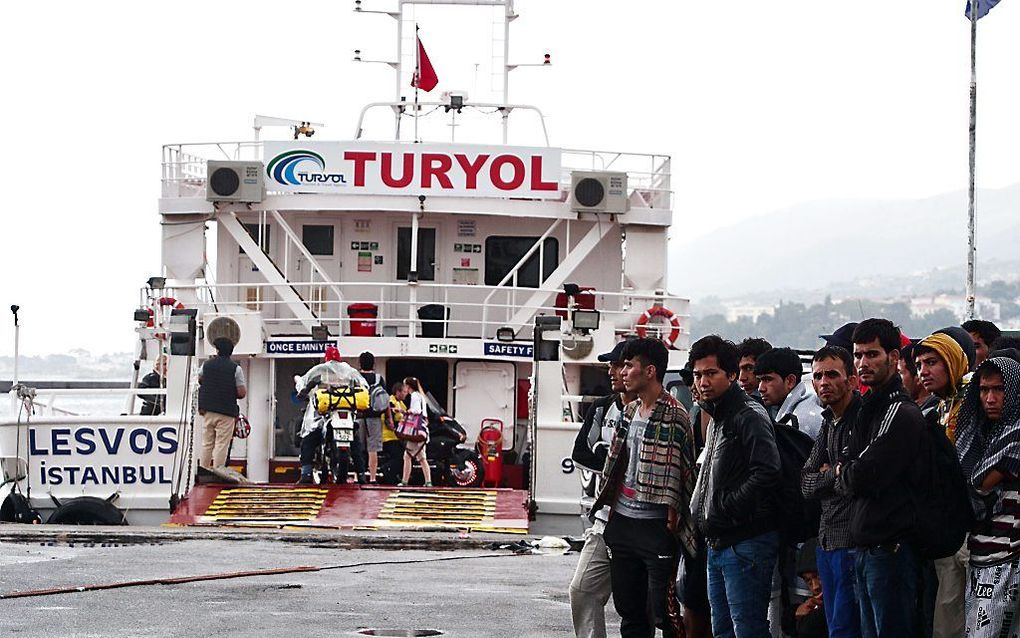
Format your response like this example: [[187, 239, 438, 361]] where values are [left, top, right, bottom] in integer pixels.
[[167, 483, 530, 534]]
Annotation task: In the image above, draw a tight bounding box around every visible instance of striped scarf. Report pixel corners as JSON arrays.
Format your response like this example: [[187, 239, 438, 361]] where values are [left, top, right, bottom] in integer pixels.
[[595, 390, 698, 557]]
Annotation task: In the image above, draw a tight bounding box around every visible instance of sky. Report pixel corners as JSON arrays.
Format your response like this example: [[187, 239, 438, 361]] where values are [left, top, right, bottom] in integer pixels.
[[1, 0, 1018, 357]]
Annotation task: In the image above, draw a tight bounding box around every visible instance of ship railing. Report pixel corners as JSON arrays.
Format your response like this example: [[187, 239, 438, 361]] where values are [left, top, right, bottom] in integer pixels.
[[160, 142, 671, 210], [149, 281, 688, 343], [7, 387, 168, 418]]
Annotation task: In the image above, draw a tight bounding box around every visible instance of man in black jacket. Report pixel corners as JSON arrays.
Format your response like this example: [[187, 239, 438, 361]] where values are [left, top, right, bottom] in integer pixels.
[[569, 339, 635, 638], [138, 355, 167, 416], [690, 335, 782, 638], [835, 318, 928, 638], [198, 338, 246, 469]]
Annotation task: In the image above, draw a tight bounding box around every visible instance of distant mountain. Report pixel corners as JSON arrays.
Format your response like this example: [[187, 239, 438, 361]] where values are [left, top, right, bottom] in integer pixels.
[[0, 350, 134, 381], [669, 183, 1020, 299]]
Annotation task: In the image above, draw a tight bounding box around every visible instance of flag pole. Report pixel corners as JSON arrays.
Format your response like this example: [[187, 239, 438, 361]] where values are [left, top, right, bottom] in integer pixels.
[[413, 24, 420, 143], [965, 1, 978, 320]]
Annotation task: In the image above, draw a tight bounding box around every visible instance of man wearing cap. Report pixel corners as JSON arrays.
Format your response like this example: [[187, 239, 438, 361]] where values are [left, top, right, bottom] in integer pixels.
[[569, 339, 636, 638], [914, 331, 971, 638], [821, 322, 859, 354], [198, 338, 247, 469], [295, 346, 367, 484]]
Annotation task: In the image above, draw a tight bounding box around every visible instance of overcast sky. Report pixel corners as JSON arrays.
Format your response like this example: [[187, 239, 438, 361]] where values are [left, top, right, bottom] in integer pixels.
[[1, 0, 1017, 357]]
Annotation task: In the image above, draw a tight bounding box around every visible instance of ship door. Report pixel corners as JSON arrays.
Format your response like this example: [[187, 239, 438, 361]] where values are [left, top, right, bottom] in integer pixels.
[[453, 361, 516, 449], [294, 223, 339, 318], [385, 358, 449, 411], [394, 226, 440, 312], [272, 358, 320, 459], [238, 222, 274, 318]]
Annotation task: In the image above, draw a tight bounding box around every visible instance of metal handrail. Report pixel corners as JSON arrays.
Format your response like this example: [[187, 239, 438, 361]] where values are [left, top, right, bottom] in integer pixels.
[[144, 280, 688, 339]]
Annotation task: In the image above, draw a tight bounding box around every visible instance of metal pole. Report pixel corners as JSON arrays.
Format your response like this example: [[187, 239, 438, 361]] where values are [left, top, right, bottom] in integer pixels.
[[413, 24, 420, 143], [502, 2, 511, 143], [395, 4, 405, 139], [966, 1, 978, 320], [11, 305, 19, 386]]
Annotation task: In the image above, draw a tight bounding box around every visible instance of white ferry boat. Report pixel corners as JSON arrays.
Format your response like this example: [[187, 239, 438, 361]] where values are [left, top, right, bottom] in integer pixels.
[[1, 0, 689, 532]]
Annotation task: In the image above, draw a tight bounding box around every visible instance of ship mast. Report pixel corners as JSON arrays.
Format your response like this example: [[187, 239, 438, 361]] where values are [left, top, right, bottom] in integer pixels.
[[354, 0, 548, 144]]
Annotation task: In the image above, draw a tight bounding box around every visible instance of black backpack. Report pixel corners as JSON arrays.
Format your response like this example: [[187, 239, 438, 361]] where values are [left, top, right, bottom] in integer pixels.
[[0, 491, 42, 524], [911, 413, 973, 559], [773, 419, 821, 546]]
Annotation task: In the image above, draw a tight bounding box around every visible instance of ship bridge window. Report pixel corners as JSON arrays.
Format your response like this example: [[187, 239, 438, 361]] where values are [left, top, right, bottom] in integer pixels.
[[397, 227, 436, 281], [302, 225, 334, 256], [484, 236, 558, 288], [240, 223, 271, 254]]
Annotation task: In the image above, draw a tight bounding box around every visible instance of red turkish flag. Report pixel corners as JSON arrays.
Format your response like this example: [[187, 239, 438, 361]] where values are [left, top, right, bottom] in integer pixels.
[[411, 34, 439, 92]]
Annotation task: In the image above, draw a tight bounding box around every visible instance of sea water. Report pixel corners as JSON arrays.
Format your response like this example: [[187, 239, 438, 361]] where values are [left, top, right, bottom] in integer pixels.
[[0, 394, 131, 420]]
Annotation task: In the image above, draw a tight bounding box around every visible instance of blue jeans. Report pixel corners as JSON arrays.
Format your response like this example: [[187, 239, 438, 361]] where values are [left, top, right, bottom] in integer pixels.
[[707, 531, 780, 638], [854, 544, 919, 638], [817, 546, 861, 638]]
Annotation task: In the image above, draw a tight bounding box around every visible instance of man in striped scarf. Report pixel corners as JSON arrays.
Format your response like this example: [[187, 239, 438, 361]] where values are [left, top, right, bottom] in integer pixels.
[[590, 337, 697, 638]]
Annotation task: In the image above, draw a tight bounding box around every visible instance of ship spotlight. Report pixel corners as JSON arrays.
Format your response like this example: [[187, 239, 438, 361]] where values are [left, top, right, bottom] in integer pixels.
[[147, 276, 166, 289], [496, 326, 516, 342], [572, 309, 601, 333]]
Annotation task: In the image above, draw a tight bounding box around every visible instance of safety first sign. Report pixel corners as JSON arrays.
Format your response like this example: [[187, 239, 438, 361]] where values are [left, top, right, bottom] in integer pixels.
[[264, 141, 562, 199]]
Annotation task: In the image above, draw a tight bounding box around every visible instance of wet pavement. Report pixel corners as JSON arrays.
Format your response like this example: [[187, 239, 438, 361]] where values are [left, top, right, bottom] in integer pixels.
[[0, 525, 621, 637]]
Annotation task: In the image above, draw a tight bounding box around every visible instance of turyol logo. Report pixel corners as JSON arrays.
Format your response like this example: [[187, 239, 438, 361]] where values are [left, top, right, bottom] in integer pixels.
[[266, 150, 347, 187]]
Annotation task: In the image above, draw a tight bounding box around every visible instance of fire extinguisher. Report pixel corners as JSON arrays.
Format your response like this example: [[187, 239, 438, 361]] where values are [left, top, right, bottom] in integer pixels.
[[477, 419, 504, 488]]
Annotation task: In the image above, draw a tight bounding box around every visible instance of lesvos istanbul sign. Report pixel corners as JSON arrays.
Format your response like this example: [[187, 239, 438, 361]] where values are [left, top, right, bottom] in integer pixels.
[[263, 141, 562, 199]]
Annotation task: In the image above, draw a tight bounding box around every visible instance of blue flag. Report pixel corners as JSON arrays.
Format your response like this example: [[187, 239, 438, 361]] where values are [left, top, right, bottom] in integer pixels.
[[965, 0, 1003, 19]]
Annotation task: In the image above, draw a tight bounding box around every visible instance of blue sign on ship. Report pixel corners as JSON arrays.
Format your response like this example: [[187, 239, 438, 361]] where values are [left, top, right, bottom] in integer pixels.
[[483, 342, 534, 358]]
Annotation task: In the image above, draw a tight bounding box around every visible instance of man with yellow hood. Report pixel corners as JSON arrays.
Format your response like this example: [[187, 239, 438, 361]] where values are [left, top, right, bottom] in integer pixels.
[[913, 331, 970, 638]]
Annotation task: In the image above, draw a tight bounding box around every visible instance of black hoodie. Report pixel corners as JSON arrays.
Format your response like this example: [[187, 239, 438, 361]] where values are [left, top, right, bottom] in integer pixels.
[[835, 374, 928, 548]]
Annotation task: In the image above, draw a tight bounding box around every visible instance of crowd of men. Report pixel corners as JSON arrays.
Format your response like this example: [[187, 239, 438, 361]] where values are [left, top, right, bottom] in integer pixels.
[[570, 319, 1020, 638]]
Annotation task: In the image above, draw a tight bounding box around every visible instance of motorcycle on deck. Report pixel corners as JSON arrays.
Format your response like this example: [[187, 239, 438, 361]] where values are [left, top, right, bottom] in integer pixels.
[[296, 376, 366, 484]]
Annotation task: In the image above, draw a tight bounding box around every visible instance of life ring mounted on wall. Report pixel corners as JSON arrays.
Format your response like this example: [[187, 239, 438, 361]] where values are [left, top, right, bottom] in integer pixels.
[[635, 304, 681, 347]]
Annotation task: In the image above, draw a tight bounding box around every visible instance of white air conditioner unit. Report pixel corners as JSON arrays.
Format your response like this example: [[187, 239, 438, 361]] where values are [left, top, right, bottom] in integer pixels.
[[570, 171, 629, 214], [202, 310, 266, 356], [206, 161, 265, 203]]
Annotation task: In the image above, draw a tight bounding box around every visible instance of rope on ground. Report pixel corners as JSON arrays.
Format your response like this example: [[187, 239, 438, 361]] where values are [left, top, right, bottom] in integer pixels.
[[0, 551, 525, 600]]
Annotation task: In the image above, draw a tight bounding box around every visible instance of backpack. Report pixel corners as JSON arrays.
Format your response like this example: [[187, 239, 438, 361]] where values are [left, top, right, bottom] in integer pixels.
[[369, 381, 390, 415], [0, 491, 42, 524], [911, 414, 973, 559], [773, 418, 821, 546]]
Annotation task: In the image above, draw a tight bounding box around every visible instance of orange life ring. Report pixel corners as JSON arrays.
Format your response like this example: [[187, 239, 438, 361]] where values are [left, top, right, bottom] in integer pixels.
[[635, 305, 680, 346], [147, 297, 186, 340]]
